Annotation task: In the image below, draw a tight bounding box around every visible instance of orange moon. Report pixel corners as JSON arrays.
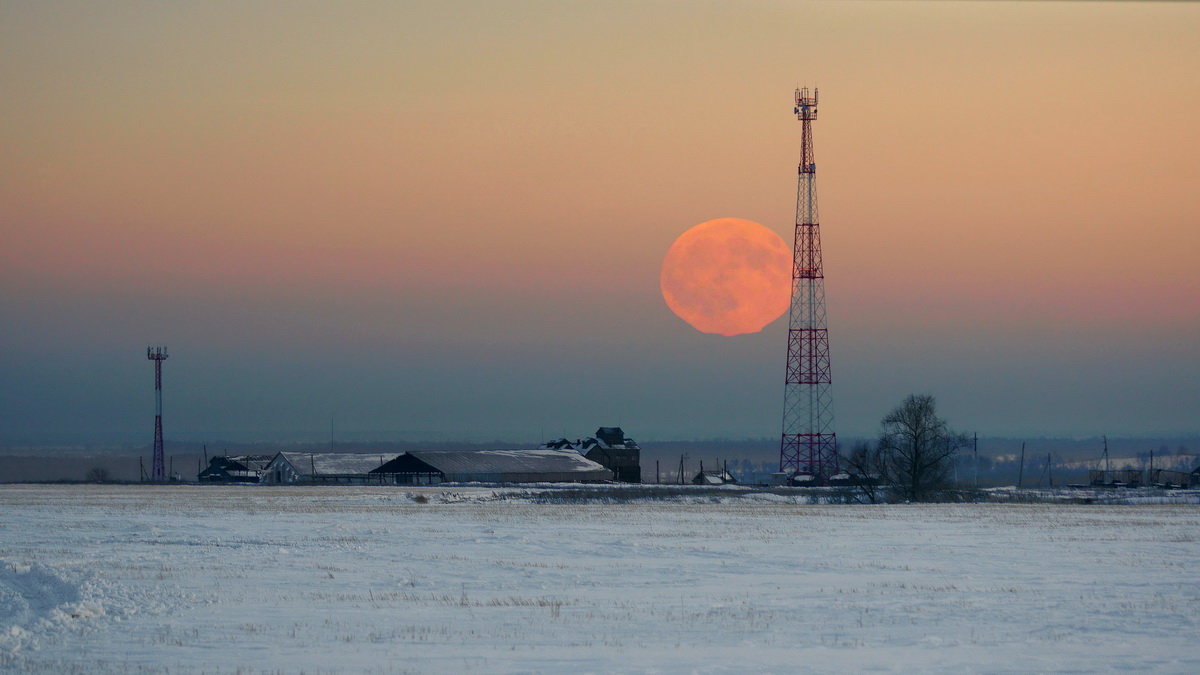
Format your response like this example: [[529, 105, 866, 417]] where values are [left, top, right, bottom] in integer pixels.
[[660, 217, 791, 336]]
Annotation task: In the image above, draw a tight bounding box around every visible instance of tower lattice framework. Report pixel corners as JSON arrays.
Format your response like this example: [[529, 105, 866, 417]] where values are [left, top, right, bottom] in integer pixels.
[[780, 88, 838, 479], [147, 346, 168, 481]]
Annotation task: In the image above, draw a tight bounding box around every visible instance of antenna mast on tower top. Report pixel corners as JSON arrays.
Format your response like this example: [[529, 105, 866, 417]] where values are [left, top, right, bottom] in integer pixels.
[[780, 87, 838, 481]]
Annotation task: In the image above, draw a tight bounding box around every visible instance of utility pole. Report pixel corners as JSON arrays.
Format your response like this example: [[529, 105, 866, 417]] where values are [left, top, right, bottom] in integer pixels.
[[973, 432, 979, 488], [1102, 435, 1110, 484], [1017, 441, 1026, 488]]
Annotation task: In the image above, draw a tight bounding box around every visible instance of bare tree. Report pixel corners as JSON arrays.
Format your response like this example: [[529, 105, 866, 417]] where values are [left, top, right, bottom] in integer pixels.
[[876, 394, 969, 502], [85, 467, 111, 482], [839, 441, 884, 504]]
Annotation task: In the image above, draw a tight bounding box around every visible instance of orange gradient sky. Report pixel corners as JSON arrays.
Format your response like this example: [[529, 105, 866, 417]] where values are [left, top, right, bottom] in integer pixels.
[[1, 1, 1197, 442]]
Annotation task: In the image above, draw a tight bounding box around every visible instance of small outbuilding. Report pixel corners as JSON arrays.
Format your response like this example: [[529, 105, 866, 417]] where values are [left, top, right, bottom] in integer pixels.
[[1088, 469, 1144, 487], [1149, 469, 1191, 489], [198, 455, 274, 483], [692, 470, 737, 486]]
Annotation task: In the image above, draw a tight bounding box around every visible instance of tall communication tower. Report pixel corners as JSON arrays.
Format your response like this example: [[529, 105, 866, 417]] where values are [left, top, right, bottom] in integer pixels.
[[780, 87, 838, 480], [147, 346, 168, 482]]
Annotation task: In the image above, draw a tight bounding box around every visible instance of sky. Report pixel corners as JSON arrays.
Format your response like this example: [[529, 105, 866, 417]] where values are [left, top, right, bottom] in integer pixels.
[[1, 1, 1197, 445]]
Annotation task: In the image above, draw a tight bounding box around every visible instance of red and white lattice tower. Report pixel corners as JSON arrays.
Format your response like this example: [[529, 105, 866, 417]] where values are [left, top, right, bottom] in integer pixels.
[[780, 87, 838, 480], [147, 346, 168, 481]]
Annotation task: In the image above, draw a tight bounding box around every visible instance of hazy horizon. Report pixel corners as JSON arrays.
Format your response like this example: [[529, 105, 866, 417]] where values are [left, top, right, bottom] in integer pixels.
[[6, 430, 1199, 454]]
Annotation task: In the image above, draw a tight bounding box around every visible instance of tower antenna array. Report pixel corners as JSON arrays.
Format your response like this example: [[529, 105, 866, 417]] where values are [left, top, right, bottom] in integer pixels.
[[779, 87, 838, 480], [147, 346, 169, 482]]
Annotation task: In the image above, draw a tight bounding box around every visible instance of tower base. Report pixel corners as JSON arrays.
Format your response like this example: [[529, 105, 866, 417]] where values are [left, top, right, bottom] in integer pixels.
[[780, 432, 838, 480]]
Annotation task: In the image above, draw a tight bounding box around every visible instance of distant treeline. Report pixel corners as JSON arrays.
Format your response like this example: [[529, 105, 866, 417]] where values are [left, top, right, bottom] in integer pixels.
[[638, 436, 1199, 487]]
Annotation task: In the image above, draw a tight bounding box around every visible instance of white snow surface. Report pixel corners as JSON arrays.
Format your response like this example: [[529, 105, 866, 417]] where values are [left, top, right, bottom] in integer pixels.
[[1, 484, 1197, 673]]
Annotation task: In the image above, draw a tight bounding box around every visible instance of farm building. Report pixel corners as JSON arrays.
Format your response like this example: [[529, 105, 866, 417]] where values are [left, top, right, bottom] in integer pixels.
[[541, 427, 642, 483], [262, 452, 393, 485], [692, 469, 737, 485], [581, 427, 642, 483], [371, 447, 612, 484], [198, 455, 274, 483], [1088, 469, 1144, 487], [368, 453, 444, 485], [1149, 469, 1192, 488]]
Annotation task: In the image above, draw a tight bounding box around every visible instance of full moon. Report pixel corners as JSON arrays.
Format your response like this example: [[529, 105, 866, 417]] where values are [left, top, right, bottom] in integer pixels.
[[660, 217, 791, 336]]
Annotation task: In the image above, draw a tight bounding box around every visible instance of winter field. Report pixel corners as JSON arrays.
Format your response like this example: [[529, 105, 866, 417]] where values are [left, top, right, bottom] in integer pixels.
[[2, 485, 1198, 673]]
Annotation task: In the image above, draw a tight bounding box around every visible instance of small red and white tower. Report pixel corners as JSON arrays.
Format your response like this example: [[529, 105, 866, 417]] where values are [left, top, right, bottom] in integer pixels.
[[780, 88, 838, 480], [147, 346, 168, 481]]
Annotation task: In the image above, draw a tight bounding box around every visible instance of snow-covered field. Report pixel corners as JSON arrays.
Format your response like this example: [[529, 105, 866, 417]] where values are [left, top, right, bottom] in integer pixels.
[[1, 485, 1197, 673]]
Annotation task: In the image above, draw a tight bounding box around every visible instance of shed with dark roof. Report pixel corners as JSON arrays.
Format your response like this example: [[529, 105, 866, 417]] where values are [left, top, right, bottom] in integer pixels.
[[198, 454, 275, 483]]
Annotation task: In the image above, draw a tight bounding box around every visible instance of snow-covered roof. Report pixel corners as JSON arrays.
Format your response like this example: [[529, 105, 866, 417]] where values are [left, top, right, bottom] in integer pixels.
[[274, 453, 390, 476], [408, 448, 609, 477], [693, 470, 735, 485], [541, 428, 640, 451], [226, 455, 275, 470]]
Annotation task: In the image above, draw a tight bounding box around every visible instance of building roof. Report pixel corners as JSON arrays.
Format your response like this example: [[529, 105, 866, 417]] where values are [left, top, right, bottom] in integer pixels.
[[540, 427, 640, 451], [370, 454, 444, 475], [199, 455, 272, 480], [693, 470, 736, 485], [225, 455, 275, 470], [273, 452, 389, 476], [406, 447, 609, 477], [595, 427, 626, 446]]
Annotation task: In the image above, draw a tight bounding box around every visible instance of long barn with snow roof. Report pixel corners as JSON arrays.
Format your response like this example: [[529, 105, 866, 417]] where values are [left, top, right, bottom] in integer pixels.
[[256, 448, 614, 485], [371, 448, 613, 484], [262, 452, 394, 485]]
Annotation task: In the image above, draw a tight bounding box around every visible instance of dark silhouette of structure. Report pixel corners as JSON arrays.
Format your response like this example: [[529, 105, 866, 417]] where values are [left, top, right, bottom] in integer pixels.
[[692, 469, 737, 485], [780, 87, 838, 481], [542, 427, 642, 482], [147, 346, 168, 482], [583, 427, 641, 483], [198, 455, 274, 483]]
